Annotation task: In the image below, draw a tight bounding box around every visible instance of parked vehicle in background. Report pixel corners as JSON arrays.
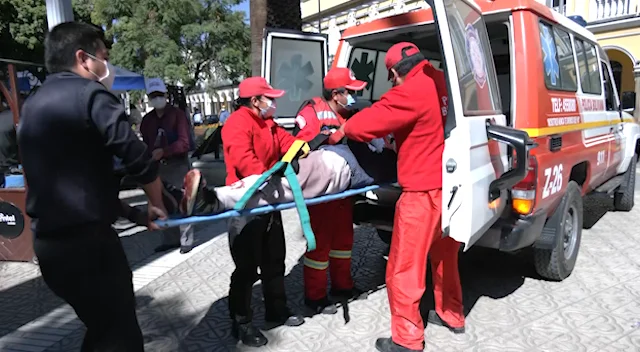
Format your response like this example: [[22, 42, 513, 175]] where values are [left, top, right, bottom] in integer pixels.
[[258, 0, 640, 281]]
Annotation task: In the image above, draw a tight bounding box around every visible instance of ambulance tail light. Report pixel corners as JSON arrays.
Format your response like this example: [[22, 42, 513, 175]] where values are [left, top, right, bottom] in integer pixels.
[[511, 156, 537, 216]]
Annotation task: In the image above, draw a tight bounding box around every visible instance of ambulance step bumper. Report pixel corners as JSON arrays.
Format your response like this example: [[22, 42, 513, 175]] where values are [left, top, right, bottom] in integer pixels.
[[477, 211, 547, 252]]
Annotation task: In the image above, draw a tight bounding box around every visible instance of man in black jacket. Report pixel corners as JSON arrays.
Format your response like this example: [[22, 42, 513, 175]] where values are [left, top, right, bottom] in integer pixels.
[[18, 22, 167, 352]]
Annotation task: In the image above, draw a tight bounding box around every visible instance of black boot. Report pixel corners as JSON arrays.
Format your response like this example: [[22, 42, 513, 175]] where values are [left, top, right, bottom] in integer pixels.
[[330, 287, 369, 301], [231, 317, 268, 347], [264, 308, 305, 327], [304, 297, 338, 315], [426, 310, 465, 334], [375, 338, 423, 352]]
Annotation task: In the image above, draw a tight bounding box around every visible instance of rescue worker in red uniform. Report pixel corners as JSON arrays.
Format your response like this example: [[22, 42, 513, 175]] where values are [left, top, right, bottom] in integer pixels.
[[329, 42, 465, 352], [293, 67, 368, 314], [220, 77, 305, 348]]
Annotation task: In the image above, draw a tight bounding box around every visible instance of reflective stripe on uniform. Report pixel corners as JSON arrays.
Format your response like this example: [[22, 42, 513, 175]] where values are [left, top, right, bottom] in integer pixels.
[[316, 110, 337, 121], [303, 256, 329, 270], [329, 249, 352, 259]]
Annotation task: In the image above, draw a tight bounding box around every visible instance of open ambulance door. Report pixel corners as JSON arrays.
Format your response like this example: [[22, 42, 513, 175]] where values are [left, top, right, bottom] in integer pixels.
[[261, 28, 329, 129], [427, 0, 532, 250]]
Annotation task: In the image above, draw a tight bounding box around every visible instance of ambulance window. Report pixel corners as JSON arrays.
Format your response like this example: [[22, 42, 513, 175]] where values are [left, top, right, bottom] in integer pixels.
[[448, 6, 501, 114], [538, 22, 577, 91], [348, 48, 376, 101], [601, 61, 617, 111], [574, 40, 591, 93], [576, 39, 602, 95], [373, 52, 393, 100], [583, 42, 602, 95]]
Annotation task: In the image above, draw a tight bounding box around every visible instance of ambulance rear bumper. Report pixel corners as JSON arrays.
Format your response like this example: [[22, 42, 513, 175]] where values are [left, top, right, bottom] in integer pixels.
[[475, 210, 547, 252]]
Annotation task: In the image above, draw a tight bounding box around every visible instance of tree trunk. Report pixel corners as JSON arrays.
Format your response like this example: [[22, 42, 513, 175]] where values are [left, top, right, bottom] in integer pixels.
[[250, 0, 302, 77]]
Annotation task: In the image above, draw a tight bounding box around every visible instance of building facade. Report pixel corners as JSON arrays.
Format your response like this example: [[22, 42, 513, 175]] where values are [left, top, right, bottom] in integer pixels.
[[302, 0, 640, 101]]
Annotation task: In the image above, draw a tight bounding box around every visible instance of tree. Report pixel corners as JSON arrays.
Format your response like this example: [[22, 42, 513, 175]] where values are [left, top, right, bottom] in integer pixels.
[[249, 0, 302, 76], [0, 0, 94, 83], [0, 0, 93, 62], [92, 0, 250, 91]]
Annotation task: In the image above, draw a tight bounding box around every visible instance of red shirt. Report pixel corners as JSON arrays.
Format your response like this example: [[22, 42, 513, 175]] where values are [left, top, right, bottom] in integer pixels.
[[424, 62, 449, 125], [343, 60, 444, 192], [295, 97, 346, 142], [140, 105, 190, 158], [222, 106, 296, 185]]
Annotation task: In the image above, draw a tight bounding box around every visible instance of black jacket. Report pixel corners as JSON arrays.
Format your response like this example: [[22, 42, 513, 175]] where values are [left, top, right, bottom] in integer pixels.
[[18, 72, 158, 233], [0, 109, 19, 174]]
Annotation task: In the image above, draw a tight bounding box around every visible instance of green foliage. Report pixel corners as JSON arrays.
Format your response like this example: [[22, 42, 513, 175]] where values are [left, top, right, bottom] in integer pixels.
[[0, 0, 250, 92], [0, 0, 93, 63], [92, 0, 251, 91]]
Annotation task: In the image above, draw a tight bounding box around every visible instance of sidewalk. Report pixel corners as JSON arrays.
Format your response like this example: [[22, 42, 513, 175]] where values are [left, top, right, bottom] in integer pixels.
[[1, 192, 640, 351]]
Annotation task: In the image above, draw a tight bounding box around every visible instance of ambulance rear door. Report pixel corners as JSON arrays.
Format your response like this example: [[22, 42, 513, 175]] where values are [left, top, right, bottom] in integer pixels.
[[428, 0, 532, 249], [261, 29, 329, 129]]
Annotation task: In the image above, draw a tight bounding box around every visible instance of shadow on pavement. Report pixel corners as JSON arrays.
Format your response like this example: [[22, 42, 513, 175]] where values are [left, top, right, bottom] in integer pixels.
[[582, 193, 614, 229], [0, 218, 226, 339], [420, 246, 528, 321]]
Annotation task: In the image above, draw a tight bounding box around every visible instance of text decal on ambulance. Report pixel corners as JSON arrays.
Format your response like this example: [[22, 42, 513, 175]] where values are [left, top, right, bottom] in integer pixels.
[[542, 164, 564, 199], [548, 97, 580, 127]]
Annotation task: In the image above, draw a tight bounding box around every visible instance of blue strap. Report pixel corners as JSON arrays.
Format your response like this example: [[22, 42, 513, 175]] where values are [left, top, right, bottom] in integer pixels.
[[234, 161, 286, 211], [283, 163, 315, 251]]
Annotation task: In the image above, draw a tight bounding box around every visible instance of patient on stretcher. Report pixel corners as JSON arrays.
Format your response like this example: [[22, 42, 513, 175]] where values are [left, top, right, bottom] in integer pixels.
[[178, 140, 397, 216]]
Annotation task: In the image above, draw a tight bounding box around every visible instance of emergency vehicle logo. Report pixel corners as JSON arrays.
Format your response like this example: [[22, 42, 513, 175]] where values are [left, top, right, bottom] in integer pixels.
[[541, 26, 560, 86], [350, 52, 375, 96], [464, 24, 487, 89], [277, 54, 315, 102]]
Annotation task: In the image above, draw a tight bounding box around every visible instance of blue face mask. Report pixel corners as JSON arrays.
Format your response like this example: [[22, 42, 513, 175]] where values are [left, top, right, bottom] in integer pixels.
[[338, 94, 357, 110]]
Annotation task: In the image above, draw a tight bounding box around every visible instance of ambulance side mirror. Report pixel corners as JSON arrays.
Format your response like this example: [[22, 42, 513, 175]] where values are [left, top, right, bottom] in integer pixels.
[[485, 123, 534, 202], [621, 91, 636, 113]]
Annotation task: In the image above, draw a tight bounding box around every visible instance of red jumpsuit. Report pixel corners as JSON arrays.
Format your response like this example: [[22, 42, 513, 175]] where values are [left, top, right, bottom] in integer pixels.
[[294, 97, 354, 300], [336, 60, 464, 350]]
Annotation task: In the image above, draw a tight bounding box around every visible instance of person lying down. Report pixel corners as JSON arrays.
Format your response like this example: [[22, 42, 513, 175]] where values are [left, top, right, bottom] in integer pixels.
[[177, 139, 398, 217]]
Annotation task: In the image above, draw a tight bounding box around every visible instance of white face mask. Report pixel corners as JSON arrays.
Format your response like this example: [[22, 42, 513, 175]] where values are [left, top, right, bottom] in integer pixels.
[[86, 53, 115, 90], [150, 97, 167, 110], [260, 98, 277, 118]]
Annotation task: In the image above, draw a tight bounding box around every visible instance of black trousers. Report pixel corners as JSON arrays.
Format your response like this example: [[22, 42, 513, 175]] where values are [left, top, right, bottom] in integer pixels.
[[33, 223, 143, 352], [227, 212, 287, 321]]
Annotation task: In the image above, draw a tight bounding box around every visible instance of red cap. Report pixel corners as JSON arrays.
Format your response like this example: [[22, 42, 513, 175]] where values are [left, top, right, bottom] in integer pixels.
[[385, 42, 423, 79], [323, 67, 367, 91], [238, 77, 285, 99]]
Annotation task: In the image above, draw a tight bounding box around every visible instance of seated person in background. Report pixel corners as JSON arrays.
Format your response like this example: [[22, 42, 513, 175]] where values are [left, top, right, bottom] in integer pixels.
[[0, 94, 21, 175]]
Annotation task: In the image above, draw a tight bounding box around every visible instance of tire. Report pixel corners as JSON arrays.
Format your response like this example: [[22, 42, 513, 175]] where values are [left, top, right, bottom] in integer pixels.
[[377, 229, 392, 245], [534, 180, 583, 281], [614, 155, 637, 212]]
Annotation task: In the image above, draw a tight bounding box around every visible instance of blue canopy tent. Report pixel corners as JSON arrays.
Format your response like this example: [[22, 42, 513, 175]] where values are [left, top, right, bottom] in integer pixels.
[[112, 66, 146, 92], [3, 66, 146, 94]]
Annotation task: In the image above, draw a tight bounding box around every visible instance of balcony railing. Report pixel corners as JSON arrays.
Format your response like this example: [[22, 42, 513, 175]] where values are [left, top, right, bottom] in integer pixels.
[[592, 0, 638, 21]]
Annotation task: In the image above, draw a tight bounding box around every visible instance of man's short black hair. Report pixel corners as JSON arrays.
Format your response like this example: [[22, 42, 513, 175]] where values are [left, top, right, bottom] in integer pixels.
[[392, 53, 426, 77], [322, 87, 346, 101], [44, 22, 107, 74]]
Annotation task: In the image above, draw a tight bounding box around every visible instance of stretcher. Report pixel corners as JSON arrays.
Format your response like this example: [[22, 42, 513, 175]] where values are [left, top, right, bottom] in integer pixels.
[[155, 141, 381, 252]]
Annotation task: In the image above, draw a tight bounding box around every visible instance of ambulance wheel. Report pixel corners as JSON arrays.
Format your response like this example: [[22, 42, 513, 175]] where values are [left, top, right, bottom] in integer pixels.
[[613, 154, 636, 212], [377, 229, 392, 245], [534, 181, 583, 281]]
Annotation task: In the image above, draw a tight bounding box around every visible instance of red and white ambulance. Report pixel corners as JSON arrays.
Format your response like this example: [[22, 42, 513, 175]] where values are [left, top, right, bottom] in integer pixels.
[[261, 0, 640, 281]]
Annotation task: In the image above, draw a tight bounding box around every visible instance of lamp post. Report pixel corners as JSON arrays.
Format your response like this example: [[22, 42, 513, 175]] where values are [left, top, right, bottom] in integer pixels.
[[45, 0, 74, 30], [317, 0, 321, 33]]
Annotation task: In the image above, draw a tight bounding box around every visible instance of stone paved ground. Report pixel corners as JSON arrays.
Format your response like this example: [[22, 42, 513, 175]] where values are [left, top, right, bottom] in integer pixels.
[[2, 175, 640, 351]]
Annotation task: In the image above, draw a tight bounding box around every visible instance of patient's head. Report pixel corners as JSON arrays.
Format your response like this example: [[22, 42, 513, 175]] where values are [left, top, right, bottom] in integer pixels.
[[385, 42, 425, 87]]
